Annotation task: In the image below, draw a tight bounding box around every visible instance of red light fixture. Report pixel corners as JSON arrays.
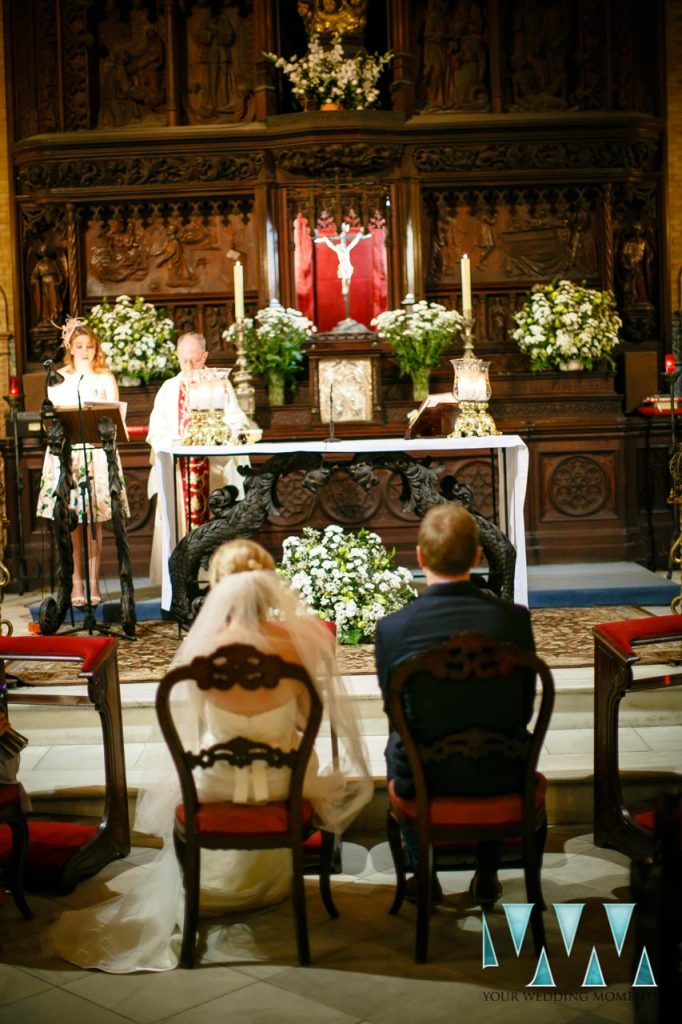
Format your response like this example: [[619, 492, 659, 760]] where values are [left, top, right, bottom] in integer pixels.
[[665, 355, 676, 374], [8, 374, 19, 397]]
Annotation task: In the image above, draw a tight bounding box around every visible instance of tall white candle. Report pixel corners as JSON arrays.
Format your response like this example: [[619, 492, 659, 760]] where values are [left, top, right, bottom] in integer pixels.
[[234, 261, 245, 322], [461, 253, 472, 319]]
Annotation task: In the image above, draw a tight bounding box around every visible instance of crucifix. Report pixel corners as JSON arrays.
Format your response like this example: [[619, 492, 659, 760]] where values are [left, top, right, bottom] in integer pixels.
[[314, 222, 371, 321]]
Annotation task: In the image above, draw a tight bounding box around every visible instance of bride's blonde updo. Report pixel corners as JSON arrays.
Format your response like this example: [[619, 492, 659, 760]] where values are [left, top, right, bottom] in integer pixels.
[[207, 539, 275, 589]]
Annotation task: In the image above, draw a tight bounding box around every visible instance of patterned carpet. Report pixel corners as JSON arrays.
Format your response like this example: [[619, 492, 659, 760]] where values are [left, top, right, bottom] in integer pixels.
[[7, 605, 667, 686]]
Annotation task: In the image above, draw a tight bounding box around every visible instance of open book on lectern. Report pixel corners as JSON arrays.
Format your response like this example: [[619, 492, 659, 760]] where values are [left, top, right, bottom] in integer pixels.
[[54, 401, 129, 444]]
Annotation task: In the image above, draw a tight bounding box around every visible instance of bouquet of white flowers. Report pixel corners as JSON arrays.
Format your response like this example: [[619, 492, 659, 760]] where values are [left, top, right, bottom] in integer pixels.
[[512, 279, 622, 372], [223, 303, 316, 403], [85, 295, 177, 385], [265, 34, 392, 111], [371, 299, 464, 399], [278, 524, 417, 645]]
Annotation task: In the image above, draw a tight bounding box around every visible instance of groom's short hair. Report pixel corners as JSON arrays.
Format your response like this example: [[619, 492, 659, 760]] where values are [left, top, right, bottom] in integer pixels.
[[418, 503, 478, 575]]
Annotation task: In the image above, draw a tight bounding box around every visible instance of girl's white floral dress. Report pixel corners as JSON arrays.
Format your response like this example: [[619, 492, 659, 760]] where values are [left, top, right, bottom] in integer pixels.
[[36, 370, 130, 522]]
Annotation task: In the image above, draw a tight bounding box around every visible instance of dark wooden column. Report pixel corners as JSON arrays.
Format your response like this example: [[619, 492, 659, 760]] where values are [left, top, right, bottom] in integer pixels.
[[389, 0, 414, 117], [164, 0, 181, 127], [253, 0, 278, 122]]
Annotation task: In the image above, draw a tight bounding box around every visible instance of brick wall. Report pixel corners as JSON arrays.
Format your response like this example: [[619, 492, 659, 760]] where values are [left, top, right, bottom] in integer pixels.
[[667, 0, 682, 315]]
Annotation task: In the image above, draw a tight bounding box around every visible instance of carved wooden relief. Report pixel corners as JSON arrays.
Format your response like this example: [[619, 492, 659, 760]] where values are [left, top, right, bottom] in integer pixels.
[[423, 187, 600, 289], [92, 1, 167, 129], [185, 0, 255, 124], [412, 139, 659, 175], [549, 456, 609, 517], [276, 143, 401, 177], [16, 153, 264, 194], [540, 453, 615, 521], [413, 0, 490, 113], [84, 200, 255, 298]]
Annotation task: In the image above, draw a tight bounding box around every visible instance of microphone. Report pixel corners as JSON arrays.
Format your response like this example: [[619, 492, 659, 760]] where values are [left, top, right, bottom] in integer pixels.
[[43, 359, 65, 387]]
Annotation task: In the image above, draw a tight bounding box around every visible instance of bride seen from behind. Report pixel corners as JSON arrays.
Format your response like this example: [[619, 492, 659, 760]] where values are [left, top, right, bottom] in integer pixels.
[[46, 539, 373, 972]]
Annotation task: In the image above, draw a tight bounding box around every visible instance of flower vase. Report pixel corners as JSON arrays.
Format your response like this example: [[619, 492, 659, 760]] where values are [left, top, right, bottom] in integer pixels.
[[558, 359, 584, 372], [320, 101, 343, 111], [267, 371, 286, 405], [410, 367, 431, 402]]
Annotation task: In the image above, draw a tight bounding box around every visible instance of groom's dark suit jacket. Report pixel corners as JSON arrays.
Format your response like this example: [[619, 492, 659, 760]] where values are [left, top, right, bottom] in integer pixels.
[[375, 580, 536, 798]]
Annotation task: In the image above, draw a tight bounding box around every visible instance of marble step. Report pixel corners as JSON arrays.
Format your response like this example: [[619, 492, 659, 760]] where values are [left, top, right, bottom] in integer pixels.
[[9, 666, 682, 829]]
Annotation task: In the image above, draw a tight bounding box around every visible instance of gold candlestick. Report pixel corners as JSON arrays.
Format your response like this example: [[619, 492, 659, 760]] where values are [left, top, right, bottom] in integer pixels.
[[461, 315, 476, 359], [231, 318, 256, 420]]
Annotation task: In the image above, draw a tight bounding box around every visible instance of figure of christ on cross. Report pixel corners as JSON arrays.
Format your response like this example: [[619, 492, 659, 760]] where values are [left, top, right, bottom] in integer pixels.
[[314, 223, 372, 320]]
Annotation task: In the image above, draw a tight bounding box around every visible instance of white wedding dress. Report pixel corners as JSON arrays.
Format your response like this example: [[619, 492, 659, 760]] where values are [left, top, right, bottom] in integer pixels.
[[46, 571, 373, 973]]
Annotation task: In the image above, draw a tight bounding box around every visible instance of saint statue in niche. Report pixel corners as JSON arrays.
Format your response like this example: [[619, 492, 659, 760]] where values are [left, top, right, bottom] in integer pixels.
[[29, 242, 65, 326], [619, 223, 655, 308]]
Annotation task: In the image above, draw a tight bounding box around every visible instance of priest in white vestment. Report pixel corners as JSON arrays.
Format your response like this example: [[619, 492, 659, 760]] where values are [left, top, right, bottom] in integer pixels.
[[147, 331, 250, 584]]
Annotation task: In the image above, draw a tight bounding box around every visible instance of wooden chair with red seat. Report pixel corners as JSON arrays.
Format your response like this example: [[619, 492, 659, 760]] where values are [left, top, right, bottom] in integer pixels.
[[0, 635, 130, 893], [0, 783, 33, 920], [386, 632, 555, 963], [593, 614, 682, 859], [156, 642, 339, 969]]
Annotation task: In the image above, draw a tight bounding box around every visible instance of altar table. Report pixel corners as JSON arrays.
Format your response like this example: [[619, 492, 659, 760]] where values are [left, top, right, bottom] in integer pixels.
[[155, 435, 529, 612]]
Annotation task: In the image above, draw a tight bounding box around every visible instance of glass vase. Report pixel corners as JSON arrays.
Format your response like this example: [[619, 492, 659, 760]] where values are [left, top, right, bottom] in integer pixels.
[[410, 367, 431, 402], [267, 370, 286, 405]]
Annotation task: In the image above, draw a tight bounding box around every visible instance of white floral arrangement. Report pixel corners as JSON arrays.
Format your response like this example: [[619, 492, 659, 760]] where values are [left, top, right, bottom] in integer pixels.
[[512, 279, 622, 372], [85, 295, 177, 385], [223, 303, 316, 386], [371, 300, 465, 375], [278, 524, 417, 645], [265, 33, 392, 110]]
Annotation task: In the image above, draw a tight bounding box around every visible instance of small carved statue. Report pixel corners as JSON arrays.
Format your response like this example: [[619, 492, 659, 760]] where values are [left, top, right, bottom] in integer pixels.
[[620, 222, 655, 307], [29, 242, 65, 325]]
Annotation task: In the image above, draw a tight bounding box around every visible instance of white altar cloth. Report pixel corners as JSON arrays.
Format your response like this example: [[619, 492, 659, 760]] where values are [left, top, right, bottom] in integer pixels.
[[156, 435, 529, 611]]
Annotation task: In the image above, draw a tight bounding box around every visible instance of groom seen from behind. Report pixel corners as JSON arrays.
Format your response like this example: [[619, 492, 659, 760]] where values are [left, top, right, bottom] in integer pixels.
[[374, 502, 536, 906]]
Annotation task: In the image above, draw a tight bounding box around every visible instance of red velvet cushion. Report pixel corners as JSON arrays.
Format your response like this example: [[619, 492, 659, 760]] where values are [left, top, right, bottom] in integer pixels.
[[0, 783, 22, 808], [594, 615, 682, 657], [176, 800, 315, 837], [0, 821, 97, 889], [633, 806, 682, 845], [303, 830, 322, 850], [0, 636, 116, 675], [388, 774, 548, 827], [634, 809, 656, 832]]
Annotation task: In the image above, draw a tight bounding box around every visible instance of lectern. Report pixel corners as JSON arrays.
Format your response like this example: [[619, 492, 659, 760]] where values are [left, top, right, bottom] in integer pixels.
[[38, 404, 136, 638]]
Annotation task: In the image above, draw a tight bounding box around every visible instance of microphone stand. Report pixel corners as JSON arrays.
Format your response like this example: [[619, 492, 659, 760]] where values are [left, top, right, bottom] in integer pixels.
[[61, 375, 131, 639], [75, 374, 98, 634]]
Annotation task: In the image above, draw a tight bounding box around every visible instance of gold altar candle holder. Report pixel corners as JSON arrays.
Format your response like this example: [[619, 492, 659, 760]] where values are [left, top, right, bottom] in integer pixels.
[[449, 353, 500, 438], [231, 318, 257, 420]]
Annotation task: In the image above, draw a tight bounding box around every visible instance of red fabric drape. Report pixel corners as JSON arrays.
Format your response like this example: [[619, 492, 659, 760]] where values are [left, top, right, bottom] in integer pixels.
[[294, 213, 315, 323]]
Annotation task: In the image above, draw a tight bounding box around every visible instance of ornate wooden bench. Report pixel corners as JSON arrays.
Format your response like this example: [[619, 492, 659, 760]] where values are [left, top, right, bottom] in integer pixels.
[[0, 635, 130, 891], [593, 615, 682, 859]]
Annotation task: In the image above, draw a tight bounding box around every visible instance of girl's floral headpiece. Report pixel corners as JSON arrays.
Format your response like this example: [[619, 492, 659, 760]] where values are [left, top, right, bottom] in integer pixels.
[[54, 316, 87, 352]]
